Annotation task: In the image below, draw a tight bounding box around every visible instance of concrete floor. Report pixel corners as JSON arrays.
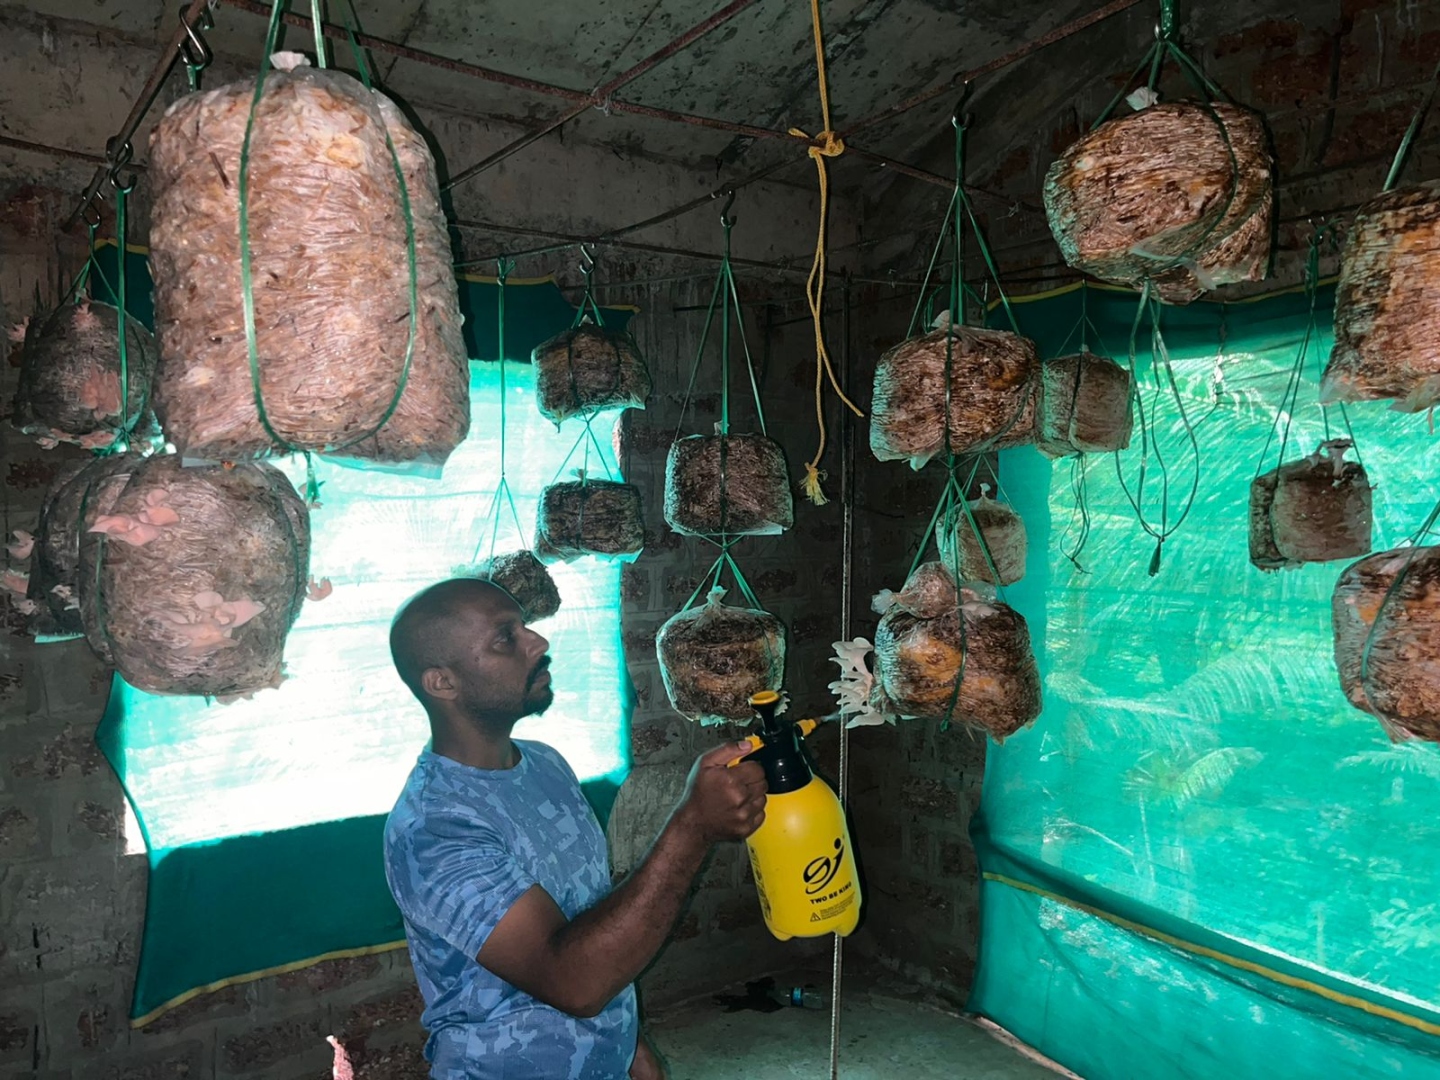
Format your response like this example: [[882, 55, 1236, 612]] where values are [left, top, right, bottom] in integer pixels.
[[647, 973, 1068, 1080]]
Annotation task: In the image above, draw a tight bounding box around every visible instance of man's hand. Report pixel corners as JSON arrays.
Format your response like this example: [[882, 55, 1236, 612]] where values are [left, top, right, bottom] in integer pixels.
[[630, 1033, 667, 1080], [672, 742, 767, 844], [475, 744, 767, 1019]]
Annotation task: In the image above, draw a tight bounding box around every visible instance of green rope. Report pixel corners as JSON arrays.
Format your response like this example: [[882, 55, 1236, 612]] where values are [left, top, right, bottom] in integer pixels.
[[1092, 3, 1247, 291], [238, 0, 418, 459], [109, 180, 134, 452], [1112, 284, 1201, 574], [341, 0, 379, 88], [472, 257, 526, 565], [59, 222, 99, 310], [1359, 495, 1440, 711], [310, 0, 327, 67], [1383, 57, 1440, 192], [572, 254, 606, 328], [682, 544, 762, 613]]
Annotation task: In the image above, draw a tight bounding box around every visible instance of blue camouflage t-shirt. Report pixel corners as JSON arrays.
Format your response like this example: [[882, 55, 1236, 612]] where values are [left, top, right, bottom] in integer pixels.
[[383, 742, 638, 1079]]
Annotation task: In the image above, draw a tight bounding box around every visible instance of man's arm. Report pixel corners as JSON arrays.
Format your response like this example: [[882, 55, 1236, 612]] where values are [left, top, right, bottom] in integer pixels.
[[476, 741, 766, 1018]]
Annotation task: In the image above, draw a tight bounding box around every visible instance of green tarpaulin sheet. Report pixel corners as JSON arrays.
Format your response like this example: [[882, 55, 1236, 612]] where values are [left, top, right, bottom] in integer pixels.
[[87, 242, 637, 1022], [971, 282, 1440, 1078]]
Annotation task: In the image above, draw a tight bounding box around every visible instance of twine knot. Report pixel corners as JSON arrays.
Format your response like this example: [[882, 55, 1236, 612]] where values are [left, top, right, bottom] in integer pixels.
[[790, 127, 846, 160]]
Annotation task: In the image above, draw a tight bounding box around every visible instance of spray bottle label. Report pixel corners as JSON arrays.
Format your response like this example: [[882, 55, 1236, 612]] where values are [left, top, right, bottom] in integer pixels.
[[805, 838, 856, 922]]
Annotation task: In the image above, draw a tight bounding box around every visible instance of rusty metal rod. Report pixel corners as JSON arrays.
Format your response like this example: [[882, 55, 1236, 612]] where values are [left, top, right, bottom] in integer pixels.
[[451, 216, 831, 278], [219, 0, 591, 103], [221, 0, 1143, 185], [64, 0, 214, 230], [442, 0, 766, 191], [1, 135, 137, 170], [839, 0, 1148, 138]]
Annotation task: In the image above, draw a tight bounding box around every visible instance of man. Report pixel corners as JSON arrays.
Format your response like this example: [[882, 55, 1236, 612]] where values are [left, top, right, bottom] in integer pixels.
[[383, 578, 767, 1079]]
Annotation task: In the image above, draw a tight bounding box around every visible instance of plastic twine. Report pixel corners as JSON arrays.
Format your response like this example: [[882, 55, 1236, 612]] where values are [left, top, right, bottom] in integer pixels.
[[238, 0, 418, 459], [1252, 223, 1360, 486], [905, 111, 1032, 462], [1382, 57, 1440, 193], [1089, 0, 1249, 290], [110, 180, 131, 452], [1112, 282, 1201, 575], [310, 0, 327, 67], [791, 0, 863, 505], [472, 258, 527, 566]]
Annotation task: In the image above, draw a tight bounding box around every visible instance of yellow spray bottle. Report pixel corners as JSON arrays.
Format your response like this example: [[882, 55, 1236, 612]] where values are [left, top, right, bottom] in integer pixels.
[[730, 690, 861, 940]]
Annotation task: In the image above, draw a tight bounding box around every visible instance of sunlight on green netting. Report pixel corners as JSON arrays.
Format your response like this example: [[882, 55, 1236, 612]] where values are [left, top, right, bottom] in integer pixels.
[[979, 284, 1440, 1063], [107, 362, 630, 851]]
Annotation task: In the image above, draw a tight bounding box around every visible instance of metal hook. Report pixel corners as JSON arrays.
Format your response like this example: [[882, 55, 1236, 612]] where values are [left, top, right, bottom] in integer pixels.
[[578, 243, 595, 275], [951, 81, 974, 129], [717, 187, 737, 228], [105, 138, 136, 193], [81, 200, 102, 229], [179, 5, 214, 69]]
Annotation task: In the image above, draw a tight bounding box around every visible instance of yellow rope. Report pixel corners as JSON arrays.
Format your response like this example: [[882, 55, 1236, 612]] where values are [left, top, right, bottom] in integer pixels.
[[791, 0, 863, 506]]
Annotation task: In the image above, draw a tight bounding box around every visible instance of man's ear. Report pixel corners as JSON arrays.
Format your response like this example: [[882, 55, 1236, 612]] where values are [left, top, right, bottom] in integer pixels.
[[422, 666, 459, 701]]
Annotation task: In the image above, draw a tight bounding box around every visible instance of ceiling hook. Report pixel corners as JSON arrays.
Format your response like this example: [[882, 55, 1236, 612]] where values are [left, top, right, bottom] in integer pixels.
[[179, 5, 213, 69], [717, 187, 737, 228], [105, 138, 136, 193], [578, 243, 595, 275], [951, 81, 974, 129]]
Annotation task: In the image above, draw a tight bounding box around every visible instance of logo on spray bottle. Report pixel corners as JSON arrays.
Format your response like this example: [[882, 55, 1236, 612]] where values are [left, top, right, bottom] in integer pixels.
[[803, 838, 845, 895]]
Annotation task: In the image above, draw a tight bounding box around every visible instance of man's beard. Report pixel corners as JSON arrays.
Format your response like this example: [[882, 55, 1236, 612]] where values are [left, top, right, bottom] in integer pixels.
[[523, 656, 554, 716]]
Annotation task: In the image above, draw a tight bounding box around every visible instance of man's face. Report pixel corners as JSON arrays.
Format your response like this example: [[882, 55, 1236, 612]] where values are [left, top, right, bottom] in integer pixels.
[[449, 592, 553, 723]]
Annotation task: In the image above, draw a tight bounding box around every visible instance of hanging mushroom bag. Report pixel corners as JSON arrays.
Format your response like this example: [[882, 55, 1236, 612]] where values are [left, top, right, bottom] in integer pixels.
[[80, 455, 310, 697], [1321, 181, 1440, 412], [1045, 103, 1273, 304], [146, 6, 469, 465], [1043, 1, 1274, 306]]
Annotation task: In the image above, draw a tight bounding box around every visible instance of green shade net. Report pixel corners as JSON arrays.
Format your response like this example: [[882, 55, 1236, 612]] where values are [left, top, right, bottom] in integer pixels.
[[89, 244, 638, 1021], [969, 283, 1440, 1078]]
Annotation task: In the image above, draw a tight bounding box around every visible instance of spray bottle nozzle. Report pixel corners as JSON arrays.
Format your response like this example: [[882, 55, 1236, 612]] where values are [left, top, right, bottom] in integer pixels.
[[749, 690, 784, 734]]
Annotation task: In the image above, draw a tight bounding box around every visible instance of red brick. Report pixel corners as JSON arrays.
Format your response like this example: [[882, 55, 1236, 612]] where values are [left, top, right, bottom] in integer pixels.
[[670, 912, 701, 941], [275, 954, 381, 995], [663, 574, 702, 603], [338, 984, 424, 1044], [790, 613, 830, 642], [899, 777, 954, 816], [5, 458, 62, 492], [10, 724, 108, 781], [711, 897, 760, 933], [0, 805, 38, 854], [73, 800, 121, 841], [938, 839, 977, 879], [629, 721, 674, 762], [76, 1000, 112, 1049], [102, 1042, 207, 1080], [621, 565, 649, 603], [221, 1015, 327, 1071], [752, 568, 797, 594], [140, 985, 243, 1034], [0, 1008, 34, 1056]]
